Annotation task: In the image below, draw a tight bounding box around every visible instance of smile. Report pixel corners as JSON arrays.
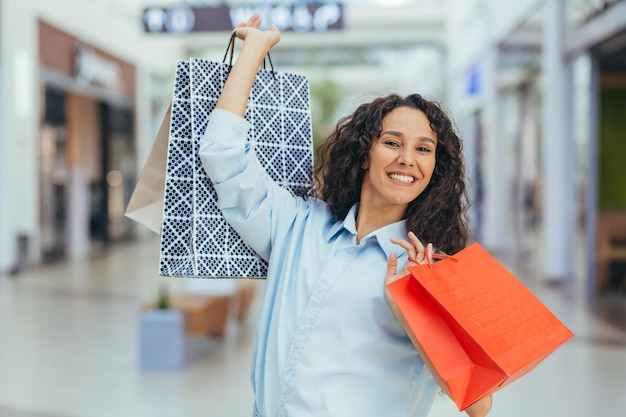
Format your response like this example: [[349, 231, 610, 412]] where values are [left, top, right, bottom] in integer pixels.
[[388, 173, 415, 184]]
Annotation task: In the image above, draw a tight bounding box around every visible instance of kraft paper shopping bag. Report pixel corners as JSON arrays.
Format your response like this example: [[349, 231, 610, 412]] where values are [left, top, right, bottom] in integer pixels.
[[386, 242, 574, 411], [124, 105, 171, 234]]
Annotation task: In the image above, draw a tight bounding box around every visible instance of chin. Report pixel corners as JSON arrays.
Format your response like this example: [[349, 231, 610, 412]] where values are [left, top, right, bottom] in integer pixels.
[[385, 197, 416, 206]]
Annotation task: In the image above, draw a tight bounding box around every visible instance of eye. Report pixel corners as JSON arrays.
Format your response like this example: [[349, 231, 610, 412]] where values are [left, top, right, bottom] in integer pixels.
[[417, 146, 433, 153], [383, 140, 400, 148]]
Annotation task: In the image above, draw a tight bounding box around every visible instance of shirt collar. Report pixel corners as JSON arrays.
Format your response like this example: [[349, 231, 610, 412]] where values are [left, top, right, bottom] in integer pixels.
[[326, 204, 358, 240], [374, 220, 409, 260], [326, 203, 408, 260]]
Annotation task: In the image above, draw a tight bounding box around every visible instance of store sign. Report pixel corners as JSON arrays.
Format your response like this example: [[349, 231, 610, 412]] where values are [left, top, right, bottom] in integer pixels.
[[73, 44, 121, 88], [466, 64, 483, 97], [142, 2, 344, 34], [568, 0, 624, 26]]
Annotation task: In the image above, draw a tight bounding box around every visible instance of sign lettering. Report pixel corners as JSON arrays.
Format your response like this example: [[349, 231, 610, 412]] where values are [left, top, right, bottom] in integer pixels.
[[142, 2, 344, 34], [73, 44, 120, 88]]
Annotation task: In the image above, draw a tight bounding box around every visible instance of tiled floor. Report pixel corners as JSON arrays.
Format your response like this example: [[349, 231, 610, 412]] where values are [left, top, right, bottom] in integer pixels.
[[1, 236, 625, 417]]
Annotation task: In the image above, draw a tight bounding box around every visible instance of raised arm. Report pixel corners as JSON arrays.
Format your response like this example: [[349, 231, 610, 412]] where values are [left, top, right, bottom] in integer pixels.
[[199, 14, 291, 262], [216, 14, 280, 116]]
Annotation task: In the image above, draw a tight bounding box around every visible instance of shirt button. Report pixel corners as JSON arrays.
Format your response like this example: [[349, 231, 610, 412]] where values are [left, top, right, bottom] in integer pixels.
[[294, 341, 302, 348], [279, 400, 285, 407]]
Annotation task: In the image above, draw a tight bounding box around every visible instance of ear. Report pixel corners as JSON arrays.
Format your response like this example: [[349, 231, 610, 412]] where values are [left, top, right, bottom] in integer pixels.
[[362, 158, 369, 170]]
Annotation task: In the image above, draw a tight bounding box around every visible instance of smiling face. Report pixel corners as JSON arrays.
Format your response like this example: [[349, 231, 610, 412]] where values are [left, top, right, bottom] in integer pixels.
[[360, 106, 437, 217]]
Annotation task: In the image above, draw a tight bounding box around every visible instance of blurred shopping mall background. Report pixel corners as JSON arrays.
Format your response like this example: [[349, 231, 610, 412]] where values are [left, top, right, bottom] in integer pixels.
[[1, 0, 626, 416]]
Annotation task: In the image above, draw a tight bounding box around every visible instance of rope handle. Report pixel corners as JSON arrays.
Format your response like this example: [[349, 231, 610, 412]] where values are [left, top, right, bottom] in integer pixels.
[[408, 247, 458, 269], [222, 31, 277, 80]]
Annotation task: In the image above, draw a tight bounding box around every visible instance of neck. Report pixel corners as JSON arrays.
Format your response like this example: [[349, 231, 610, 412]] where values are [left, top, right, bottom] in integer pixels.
[[355, 203, 406, 244]]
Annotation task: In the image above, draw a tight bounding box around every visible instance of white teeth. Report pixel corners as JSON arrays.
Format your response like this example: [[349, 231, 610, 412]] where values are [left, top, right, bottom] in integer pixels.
[[389, 173, 415, 184]]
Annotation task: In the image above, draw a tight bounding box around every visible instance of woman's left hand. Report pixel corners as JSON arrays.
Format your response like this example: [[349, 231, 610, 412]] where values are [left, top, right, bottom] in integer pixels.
[[386, 231, 433, 286]]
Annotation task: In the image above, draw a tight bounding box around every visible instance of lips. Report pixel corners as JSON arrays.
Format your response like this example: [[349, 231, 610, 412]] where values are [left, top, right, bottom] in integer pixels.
[[388, 173, 415, 184]]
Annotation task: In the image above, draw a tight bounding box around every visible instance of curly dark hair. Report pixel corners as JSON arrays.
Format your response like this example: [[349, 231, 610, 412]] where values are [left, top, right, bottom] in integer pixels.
[[314, 93, 470, 254]]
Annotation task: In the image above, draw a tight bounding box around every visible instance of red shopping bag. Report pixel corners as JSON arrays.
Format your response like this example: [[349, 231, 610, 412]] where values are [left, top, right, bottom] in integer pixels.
[[386, 242, 573, 411]]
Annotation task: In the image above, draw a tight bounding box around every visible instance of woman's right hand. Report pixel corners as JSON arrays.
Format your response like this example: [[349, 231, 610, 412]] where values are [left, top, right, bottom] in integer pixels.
[[234, 13, 280, 51]]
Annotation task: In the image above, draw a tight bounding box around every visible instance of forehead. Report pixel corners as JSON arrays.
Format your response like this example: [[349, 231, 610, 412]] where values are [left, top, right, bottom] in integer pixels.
[[380, 107, 437, 142]]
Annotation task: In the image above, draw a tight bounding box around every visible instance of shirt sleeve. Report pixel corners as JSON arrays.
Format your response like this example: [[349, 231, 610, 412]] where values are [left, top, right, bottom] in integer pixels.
[[198, 109, 296, 261]]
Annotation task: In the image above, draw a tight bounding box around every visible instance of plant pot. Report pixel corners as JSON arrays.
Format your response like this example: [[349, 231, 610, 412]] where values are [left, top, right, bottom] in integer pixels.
[[139, 309, 185, 370]]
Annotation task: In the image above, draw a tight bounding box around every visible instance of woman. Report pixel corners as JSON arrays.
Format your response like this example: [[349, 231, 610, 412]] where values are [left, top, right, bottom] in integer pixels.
[[199, 14, 492, 417]]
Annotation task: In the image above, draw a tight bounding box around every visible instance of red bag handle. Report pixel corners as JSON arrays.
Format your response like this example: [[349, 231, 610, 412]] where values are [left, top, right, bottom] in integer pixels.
[[409, 247, 458, 269]]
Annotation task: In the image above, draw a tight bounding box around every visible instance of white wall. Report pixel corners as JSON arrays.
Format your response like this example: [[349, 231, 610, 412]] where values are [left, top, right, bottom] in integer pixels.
[[32, 0, 183, 74], [489, 0, 544, 44]]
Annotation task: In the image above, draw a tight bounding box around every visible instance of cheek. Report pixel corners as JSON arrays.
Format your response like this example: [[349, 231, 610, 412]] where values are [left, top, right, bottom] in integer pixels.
[[429, 159, 437, 174], [423, 159, 437, 180]]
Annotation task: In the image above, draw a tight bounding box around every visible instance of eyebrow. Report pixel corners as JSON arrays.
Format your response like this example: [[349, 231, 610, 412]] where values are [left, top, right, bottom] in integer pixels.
[[380, 130, 437, 145]]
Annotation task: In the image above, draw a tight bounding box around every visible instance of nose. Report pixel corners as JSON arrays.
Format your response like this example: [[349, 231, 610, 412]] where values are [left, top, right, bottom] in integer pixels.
[[398, 148, 414, 166]]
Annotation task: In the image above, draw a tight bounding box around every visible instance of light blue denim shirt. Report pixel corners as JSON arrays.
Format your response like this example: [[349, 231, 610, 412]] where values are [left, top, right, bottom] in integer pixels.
[[199, 109, 440, 417]]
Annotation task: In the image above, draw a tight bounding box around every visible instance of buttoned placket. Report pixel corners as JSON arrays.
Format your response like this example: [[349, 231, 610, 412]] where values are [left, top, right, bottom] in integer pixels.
[[276, 244, 360, 416]]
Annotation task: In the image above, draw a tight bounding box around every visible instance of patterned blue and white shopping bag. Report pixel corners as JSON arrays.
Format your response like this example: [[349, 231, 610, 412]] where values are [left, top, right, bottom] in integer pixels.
[[159, 59, 313, 278]]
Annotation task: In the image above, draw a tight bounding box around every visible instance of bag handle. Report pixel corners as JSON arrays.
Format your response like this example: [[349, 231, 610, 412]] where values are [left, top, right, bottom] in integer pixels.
[[222, 31, 277, 80], [409, 247, 459, 270]]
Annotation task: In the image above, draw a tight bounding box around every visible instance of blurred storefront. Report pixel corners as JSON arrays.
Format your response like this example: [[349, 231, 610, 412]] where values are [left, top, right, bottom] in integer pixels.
[[447, 0, 626, 291], [38, 21, 137, 261], [0, 1, 153, 274], [569, 1, 626, 291], [549, 0, 626, 292]]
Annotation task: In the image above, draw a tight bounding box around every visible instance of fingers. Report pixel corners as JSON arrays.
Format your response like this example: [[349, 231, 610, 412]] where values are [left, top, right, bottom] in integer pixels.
[[390, 237, 417, 262], [386, 252, 398, 278], [244, 12, 260, 28], [236, 13, 261, 30], [390, 232, 433, 266], [233, 14, 280, 47], [426, 242, 433, 264], [234, 13, 259, 38], [408, 231, 425, 254], [249, 13, 261, 28], [386, 252, 410, 286]]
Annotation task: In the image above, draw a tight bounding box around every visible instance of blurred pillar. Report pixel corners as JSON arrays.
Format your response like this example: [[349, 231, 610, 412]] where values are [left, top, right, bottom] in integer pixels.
[[0, 0, 6, 273], [585, 55, 599, 292], [541, 0, 575, 281], [65, 93, 99, 259], [481, 48, 510, 252], [0, 1, 39, 273]]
